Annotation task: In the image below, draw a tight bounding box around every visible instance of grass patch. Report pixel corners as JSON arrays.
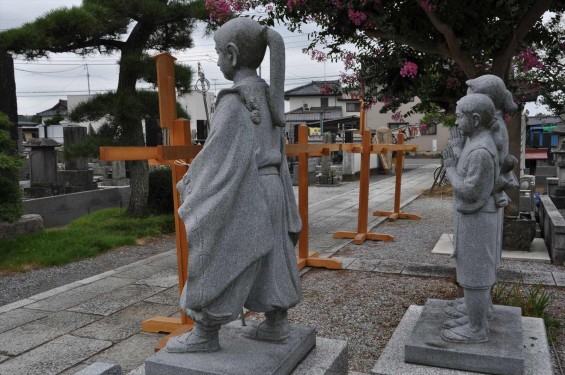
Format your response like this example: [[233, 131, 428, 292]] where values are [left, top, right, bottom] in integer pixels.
[[0, 208, 175, 273], [492, 280, 562, 340]]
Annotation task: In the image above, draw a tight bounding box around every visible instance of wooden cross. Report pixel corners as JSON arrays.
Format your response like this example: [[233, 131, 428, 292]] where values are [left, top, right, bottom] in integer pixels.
[[373, 132, 421, 222]]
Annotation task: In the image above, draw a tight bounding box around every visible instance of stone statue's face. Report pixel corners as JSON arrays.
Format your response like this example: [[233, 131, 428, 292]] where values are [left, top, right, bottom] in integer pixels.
[[216, 46, 235, 81], [455, 108, 476, 136]]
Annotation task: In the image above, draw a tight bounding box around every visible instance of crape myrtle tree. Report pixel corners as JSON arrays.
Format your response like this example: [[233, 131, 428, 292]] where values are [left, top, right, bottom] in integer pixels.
[[211, 0, 565, 120], [0, 0, 210, 216]]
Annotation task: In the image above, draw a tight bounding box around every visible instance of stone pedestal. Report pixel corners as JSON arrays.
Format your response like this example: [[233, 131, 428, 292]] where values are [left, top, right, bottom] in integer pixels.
[[58, 170, 98, 193], [145, 322, 317, 375], [373, 304, 551, 375], [404, 299, 524, 375]]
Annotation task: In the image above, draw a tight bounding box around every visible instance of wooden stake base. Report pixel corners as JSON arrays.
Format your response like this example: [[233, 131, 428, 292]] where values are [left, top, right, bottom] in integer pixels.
[[153, 323, 195, 352], [333, 231, 395, 245], [297, 252, 342, 270], [373, 210, 421, 222]]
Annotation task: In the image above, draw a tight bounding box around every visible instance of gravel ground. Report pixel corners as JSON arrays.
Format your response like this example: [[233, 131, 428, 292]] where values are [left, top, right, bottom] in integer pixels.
[[0, 235, 176, 306]]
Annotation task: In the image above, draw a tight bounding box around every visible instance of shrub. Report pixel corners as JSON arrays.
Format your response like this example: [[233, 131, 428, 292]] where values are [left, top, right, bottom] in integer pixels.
[[0, 113, 22, 223], [148, 167, 174, 214]]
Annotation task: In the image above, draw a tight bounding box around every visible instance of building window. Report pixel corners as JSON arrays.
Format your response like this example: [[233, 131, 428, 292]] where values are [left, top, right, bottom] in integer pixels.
[[419, 123, 437, 135], [321, 97, 329, 107], [346, 102, 360, 112]]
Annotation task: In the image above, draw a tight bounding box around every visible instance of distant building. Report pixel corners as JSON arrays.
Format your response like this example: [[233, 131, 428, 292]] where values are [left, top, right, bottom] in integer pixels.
[[284, 80, 449, 152]]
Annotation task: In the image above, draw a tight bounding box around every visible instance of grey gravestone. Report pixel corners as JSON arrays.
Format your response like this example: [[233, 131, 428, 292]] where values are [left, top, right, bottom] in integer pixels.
[[59, 126, 98, 193], [25, 137, 63, 197]]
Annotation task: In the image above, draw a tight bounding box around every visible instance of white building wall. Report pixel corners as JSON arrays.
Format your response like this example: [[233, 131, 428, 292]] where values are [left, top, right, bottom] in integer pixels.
[[177, 92, 216, 134], [67, 95, 108, 134]]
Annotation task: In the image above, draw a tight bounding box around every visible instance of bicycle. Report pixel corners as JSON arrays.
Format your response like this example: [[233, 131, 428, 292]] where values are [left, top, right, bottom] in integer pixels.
[[430, 162, 447, 193]]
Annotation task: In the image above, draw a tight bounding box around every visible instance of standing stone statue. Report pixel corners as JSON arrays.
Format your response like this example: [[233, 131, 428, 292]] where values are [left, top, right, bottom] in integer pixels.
[[441, 93, 500, 343], [443, 75, 518, 329], [166, 17, 303, 353]]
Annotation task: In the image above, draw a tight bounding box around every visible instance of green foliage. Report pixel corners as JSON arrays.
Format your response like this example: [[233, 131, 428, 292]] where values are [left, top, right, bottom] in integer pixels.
[[44, 112, 65, 125], [492, 280, 562, 339], [0, 113, 22, 223], [256, 0, 565, 114], [0, 208, 175, 272], [148, 167, 174, 215], [63, 122, 115, 160], [421, 108, 456, 129]]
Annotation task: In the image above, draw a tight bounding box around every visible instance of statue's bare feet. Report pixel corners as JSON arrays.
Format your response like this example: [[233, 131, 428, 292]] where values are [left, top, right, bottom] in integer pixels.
[[165, 331, 220, 353], [441, 324, 488, 343]]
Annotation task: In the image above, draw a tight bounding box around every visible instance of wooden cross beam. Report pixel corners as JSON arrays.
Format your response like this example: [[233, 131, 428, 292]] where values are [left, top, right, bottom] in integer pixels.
[[373, 132, 421, 222]]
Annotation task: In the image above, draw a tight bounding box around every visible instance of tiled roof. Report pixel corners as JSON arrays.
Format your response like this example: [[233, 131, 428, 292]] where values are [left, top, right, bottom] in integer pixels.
[[527, 116, 562, 126], [36, 99, 68, 117], [285, 106, 343, 123], [284, 80, 341, 98]]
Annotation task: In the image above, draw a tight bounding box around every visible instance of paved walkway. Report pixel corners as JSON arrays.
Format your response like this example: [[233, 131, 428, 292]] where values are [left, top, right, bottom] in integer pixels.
[[0, 163, 563, 375]]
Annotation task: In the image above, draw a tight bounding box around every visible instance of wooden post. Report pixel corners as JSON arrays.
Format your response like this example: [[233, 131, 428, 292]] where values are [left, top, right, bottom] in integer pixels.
[[296, 125, 341, 270], [373, 132, 421, 222], [139, 53, 194, 350], [333, 130, 395, 245]]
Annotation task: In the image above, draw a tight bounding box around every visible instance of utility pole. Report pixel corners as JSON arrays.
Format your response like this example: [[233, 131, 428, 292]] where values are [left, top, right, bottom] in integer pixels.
[[85, 63, 91, 96]]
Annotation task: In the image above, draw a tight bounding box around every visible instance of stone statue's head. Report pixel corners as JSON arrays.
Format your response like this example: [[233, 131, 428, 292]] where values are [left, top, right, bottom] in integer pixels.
[[214, 17, 268, 73], [466, 74, 518, 113], [456, 93, 496, 135]]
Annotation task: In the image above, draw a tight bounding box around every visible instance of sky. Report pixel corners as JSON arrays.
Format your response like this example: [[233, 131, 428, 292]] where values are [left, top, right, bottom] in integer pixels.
[[0, 0, 346, 116], [0, 0, 548, 116]]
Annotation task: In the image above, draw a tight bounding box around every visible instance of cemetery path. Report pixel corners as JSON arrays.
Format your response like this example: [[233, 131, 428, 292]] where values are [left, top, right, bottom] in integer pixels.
[[0, 162, 564, 374]]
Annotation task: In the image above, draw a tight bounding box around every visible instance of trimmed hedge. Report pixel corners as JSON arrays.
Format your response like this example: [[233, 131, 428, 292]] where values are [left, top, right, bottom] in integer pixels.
[[148, 167, 174, 214]]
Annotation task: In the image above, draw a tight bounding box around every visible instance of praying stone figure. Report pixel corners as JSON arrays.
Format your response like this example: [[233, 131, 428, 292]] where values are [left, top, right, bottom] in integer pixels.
[[443, 75, 518, 330], [166, 18, 303, 353], [441, 93, 500, 343]]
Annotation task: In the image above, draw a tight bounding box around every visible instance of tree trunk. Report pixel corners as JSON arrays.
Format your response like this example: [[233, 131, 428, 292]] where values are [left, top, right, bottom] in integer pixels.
[[0, 49, 18, 155], [116, 23, 154, 217]]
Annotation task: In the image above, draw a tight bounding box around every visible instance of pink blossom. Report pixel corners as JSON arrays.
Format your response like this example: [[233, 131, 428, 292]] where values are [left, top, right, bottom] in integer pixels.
[[516, 49, 544, 72], [380, 96, 397, 106], [331, 0, 345, 9], [343, 51, 356, 70], [205, 0, 232, 23], [400, 61, 418, 79], [310, 49, 327, 62], [391, 111, 403, 123], [320, 83, 335, 95], [503, 114, 513, 122], [347, 6, 367, 26], [420, 0, 437, 12], [265, 4, 273, 13]]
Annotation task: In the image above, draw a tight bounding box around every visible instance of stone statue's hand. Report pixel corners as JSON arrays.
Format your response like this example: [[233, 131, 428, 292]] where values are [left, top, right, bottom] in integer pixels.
[[442, 146, 457, 168], [448, 128, 465, 156]]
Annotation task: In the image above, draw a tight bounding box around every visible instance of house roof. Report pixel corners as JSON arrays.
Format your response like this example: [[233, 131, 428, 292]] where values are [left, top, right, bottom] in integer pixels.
[[36, 99, 68, 117], [527, 116, 562, 126], [284, 80, 341, 98], [285, 106, 343, 123]]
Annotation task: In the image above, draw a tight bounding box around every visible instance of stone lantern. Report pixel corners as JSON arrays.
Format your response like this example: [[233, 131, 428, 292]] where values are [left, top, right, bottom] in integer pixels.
[[25, 138, 63, 198]]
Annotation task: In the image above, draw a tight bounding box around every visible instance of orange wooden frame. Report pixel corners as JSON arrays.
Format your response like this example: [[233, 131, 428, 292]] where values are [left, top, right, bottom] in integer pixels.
[[373, 133, 421, 222]]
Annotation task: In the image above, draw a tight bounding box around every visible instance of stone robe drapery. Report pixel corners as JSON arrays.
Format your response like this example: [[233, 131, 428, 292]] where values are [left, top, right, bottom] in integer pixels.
[[176, 77, 301, 318]]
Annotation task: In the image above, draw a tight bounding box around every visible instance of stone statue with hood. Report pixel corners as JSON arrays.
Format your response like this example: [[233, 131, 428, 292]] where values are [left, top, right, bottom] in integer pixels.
[[166, 17, 303, 353]]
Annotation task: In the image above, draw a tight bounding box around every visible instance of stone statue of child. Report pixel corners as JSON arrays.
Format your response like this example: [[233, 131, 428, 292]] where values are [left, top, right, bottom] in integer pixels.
[[444, 75, 518, 323], [441, 93, 499, 343], [165, 17, 303, 353]]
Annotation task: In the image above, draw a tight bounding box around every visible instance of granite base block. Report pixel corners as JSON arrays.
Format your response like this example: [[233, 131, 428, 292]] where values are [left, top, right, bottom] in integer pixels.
[[405, 299, 524, 375], [74, 362, 122, 375], [145, 322, 316, 375], [373, 304, 551, 375]]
